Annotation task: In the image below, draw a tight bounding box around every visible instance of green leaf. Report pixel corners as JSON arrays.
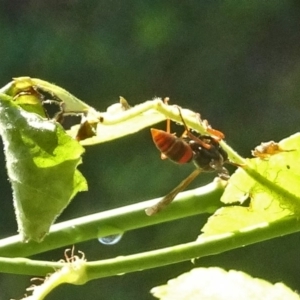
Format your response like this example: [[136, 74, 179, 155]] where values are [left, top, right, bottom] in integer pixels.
[[201, 206, 291, 236], [28, 77, 95, 115], [223, 133, 300, 207], [2, 77, 48, 117], [1, 77, 100, 125], [201, 133, 300, 236], [150, 267, 300, 300], [0, 93, 87, 242], [12, 77, 92, 114]]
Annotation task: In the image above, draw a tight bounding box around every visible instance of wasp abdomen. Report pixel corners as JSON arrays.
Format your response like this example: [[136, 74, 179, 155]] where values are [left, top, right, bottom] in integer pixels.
[[150, 128, 193, 164]]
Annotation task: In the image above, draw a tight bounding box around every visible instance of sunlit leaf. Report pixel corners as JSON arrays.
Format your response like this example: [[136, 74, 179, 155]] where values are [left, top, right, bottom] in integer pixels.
[[68, 108, 165, 145], [15, 77, 92, 114], [223, 133, 300, 203], [1, 77, 101, 124], [201, 166, 291, 235], [0, 93, 87, 242], [2, 77, 167, 145], [2, 77, 48, 117], [221, 133, 300, 206], [201, 206, 290, 236], [151, 267, 300, 300], [201, 134, 300, 236]]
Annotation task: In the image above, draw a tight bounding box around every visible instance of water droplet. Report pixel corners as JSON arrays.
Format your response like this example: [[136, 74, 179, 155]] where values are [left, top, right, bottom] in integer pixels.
[[98, 233, 123, 245]]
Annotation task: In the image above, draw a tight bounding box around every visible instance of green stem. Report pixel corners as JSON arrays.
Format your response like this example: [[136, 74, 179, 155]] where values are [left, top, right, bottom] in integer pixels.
[[219, 140, 246, 165], [86, 214, 300, 281], [0, 257, 63, 276], [1, 214, 299, 277], [0, 180, 225, 257]]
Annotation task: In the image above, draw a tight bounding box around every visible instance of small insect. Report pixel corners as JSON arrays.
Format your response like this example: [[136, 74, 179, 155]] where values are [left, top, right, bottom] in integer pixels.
[[145, 107, 229, 216], [252, 141, 293, 159]]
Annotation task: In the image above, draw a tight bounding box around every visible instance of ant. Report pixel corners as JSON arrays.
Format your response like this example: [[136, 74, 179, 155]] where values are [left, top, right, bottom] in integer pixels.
[[145, 106, 229, 216]]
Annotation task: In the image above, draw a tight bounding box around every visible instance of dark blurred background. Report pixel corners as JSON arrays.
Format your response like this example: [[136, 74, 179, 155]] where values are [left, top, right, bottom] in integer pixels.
[[1, 1, 300, 299]]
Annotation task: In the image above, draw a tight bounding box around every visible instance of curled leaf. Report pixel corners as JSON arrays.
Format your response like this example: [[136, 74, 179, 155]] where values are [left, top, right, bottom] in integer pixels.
[[0, 93, 87, 242], [68, 101, 165, 145]]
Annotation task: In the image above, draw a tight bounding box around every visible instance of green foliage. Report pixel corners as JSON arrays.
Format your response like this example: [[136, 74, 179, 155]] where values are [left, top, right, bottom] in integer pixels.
[[151, 267, 300, 300], [0, 92, 87, 242], [1, 77, 95, 116], [202, 134, 300, 235], [0, 78, 300, 299], [1, 1, 300, 299]]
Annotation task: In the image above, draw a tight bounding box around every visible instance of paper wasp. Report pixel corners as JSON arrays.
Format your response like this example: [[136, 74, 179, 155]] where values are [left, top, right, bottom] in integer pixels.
[[145, 106, 229, 215]]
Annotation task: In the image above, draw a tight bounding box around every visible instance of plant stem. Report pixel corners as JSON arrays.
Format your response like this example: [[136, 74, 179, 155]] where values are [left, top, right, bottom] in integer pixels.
[[1, 214, 300, 277], [0, 256, 63, 276], [86, 214, 300, 280], [0, 180, 226, 257]]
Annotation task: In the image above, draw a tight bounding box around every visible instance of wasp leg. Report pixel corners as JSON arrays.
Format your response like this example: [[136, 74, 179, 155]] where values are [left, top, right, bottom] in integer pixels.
[[145, 168, 202, 216]]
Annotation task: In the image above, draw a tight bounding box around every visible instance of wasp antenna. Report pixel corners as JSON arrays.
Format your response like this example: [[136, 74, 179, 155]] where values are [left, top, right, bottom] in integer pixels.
[[175, 106, 190, 133]]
